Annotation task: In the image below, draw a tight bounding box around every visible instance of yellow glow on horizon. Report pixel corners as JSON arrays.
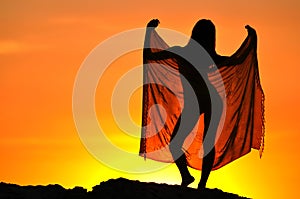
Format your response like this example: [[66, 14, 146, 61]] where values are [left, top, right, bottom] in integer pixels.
[[1, 1, 300, 199]]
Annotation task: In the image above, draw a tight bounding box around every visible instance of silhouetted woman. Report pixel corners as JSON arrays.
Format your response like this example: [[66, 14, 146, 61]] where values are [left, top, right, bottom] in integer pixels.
[[143, 19, 256, 189]]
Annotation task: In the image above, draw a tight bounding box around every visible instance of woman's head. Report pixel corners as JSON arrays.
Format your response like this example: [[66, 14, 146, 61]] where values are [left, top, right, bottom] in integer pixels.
[[191, 19, 216, 55]]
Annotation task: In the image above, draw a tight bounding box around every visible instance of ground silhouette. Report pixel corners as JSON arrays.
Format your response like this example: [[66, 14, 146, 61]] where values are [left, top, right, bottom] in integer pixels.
[[0, 178, 249, 199]]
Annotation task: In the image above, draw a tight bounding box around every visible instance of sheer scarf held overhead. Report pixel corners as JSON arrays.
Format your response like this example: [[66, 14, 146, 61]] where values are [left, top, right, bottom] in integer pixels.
[[139, 29, 265, 170]]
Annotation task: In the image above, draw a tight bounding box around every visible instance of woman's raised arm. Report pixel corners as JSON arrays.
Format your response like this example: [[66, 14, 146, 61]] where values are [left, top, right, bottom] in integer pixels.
[[218, 25, 257, 67], [143, 19, 177, 61]]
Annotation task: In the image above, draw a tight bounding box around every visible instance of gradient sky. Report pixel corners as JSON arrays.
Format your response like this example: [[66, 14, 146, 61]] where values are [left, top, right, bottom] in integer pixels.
[[1, 0, 300, 198]]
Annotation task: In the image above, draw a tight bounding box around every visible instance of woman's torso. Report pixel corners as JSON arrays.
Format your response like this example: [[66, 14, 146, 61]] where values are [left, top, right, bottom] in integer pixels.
[[173, 46, 213, 103]]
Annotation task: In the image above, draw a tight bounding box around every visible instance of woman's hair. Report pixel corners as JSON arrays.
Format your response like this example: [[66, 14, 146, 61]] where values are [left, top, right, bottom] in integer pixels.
[[190, 19, 216, 55]]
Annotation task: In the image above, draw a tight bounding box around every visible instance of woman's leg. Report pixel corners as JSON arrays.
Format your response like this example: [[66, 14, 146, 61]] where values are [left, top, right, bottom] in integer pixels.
[[170, 109, 199, 186], [198, 97, 222, 189], [174, 154, 195, 186]]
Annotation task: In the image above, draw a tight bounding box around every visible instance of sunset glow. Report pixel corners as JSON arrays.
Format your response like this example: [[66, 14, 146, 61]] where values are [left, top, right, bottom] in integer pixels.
[[1, 1, 300, 198]]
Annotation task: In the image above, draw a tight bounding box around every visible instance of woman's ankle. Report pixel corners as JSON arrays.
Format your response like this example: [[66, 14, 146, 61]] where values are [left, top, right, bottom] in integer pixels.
[[181, 175, 195, 186]]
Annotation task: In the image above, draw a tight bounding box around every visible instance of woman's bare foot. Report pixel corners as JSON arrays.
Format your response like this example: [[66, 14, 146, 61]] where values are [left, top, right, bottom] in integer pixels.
[[197, 182, 206, 190], [181, 175, 195, 187]]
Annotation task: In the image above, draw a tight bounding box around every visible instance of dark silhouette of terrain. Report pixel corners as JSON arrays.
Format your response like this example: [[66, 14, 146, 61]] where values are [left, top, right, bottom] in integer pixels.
[[0, 178, 249, 199]]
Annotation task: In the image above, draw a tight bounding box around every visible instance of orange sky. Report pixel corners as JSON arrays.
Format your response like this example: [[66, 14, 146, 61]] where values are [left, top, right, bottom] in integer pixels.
[[1, 0, 300, 198]]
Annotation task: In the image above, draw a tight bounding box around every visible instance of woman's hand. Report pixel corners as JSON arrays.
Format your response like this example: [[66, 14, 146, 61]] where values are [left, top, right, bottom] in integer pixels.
[[245, 25, 256, 36], [147, 19, 160, 28]]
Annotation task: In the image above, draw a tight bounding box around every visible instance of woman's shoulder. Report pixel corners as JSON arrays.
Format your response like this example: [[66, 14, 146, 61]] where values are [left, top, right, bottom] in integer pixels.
[[214, 55, 230, 65], [166, 46, 183, 52]]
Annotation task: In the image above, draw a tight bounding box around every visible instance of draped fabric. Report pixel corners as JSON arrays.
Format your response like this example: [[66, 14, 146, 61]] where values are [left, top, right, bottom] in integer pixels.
[[139, 30, 265, 170]]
